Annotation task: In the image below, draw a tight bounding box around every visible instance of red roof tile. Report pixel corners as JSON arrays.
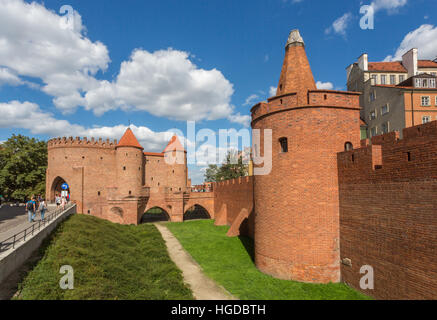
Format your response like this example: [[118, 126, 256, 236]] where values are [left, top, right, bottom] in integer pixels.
[[117, 128, 143, 150], [144, 152, 164, 157], [368, 61, 406, 72], [418, 60, 437, 68], [163, 135, 186, 153]]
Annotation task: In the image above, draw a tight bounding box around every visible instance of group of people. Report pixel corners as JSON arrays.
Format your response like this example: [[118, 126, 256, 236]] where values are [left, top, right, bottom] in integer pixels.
[[54, 193, 68, 210], [25, 195, 47, 223]]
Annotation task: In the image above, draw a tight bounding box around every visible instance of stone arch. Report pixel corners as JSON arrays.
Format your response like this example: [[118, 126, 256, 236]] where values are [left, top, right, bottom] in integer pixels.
[[183, 204, 211, 221], [50, 176, 70, 202], [141, 206, 170, 223]]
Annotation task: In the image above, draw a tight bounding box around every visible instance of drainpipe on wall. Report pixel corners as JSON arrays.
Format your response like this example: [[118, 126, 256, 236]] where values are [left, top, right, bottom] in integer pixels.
[[411, 91, 414, 127]]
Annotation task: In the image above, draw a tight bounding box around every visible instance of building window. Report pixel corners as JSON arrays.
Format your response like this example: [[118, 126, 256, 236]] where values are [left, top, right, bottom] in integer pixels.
[[430, 79, 436, 88], [381, 104, 389, 115], [421, 96, 431, 106], [415, 78, 422, 88], [370, 127, 377, 137], [370, 91, 376, 102], [390, 75, 396, 85], [423, 79, 429, 88], [399, 75, 405, 83], [371, 74, 377, 84], [279, 137, 288, 153], [344, 142, 353, 151], [381, 122, 389, 134], [423, 116, 431, 124], [98, 191, 101, 196], [123, 166, 126, 171], [370, 110, 377, 120], [380, 75, 386, 85]]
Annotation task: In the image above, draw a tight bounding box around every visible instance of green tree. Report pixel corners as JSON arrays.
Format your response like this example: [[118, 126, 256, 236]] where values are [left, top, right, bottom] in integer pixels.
[[204, 150, 248, 182], [0, 135, 47, 202]]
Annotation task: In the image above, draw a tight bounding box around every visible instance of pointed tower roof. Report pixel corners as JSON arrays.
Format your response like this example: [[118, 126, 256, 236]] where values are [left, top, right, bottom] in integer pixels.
[[116, 128, 144, 150], [276, 29, 316, 103], [163, 135, 186, 153]]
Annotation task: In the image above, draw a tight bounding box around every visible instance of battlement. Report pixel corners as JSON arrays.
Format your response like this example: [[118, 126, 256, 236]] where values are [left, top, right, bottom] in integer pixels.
[[47, 136, 118, 149], [213, 176, 253, 188], [338, 120, 437, 182], [251, 90, 360, 123]]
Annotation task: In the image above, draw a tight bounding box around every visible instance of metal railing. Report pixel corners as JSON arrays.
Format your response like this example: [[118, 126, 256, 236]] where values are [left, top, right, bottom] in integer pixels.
[[0, 203, 75, 253]]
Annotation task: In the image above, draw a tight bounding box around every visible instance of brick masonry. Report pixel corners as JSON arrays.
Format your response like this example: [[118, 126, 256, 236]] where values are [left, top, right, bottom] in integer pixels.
[[338, 122, 437, 299]]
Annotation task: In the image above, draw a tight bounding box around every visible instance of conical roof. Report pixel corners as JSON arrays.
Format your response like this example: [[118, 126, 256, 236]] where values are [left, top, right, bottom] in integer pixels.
[[276, 29, 316, 103], [117, 128, 143, 150], [163, 135, 186, 153]]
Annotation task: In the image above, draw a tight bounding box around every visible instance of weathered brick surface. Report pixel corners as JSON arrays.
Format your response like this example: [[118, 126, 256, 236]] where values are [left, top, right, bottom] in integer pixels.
[[338, 121, 437, 299]]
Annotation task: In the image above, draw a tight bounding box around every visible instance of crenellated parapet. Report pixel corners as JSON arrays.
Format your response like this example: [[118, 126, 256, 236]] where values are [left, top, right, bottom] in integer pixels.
[[47, 136, 118, 149], [251, 90, 360, 124], [213, 176, 253, 188], [338, 120, 437, 182]]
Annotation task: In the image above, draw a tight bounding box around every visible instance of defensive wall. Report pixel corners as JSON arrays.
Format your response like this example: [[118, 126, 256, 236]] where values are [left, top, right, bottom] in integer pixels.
[[338, 121, 437, 300]]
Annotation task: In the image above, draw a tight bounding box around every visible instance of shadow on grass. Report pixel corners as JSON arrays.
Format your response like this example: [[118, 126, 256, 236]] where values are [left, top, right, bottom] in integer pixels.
[[238, 235, 255, 262]]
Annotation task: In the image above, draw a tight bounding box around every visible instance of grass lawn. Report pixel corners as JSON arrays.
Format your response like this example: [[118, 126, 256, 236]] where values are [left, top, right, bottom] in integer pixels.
[[16, 214, 193, 300], [166, 220, 370, 300]]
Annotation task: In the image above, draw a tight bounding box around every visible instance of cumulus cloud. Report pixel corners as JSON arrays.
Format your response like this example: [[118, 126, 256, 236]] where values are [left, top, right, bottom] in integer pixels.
[[384, 24, 437, 61], [269, 86, 277, 97], [0, 0, 110, 113], [0, 101, 174, 152], [84, 49, 235, 120], [0, 0, 235, 122], [325, 13, 353, 36], [316, 81, 334, 90], [371, 0, 408, 13], [227, 113, 251, 128]]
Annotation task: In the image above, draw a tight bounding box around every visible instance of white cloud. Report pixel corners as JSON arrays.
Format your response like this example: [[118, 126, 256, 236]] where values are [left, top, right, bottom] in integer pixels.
[[227, 113, 251, 128], [371, 0, 408, 13], [316, 81, 334, 90], [0, 101, 174, 152], [84, 49, 235, 120], [269, 86, 277, 97], [0, 0, 110, 113], [243, 94, 259, 106], [0, 0, 235, 122], [325, 13, 353, 36], [384, 24, 437, 61]]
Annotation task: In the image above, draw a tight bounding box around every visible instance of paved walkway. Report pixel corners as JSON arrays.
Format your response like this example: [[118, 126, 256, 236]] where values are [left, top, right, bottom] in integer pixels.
[[0, 204, 57, 243], [154, 223, 237, 300]]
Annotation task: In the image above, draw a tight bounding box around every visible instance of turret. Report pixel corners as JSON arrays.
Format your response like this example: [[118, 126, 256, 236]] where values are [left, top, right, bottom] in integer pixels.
[[252, 29, 361, 283], [115, 128, 145, 197], [163, 135, 187, 193]]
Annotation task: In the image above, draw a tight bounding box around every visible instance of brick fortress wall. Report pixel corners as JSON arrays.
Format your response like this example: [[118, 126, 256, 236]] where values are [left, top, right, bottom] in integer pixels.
[[338, 121, 437, 300]]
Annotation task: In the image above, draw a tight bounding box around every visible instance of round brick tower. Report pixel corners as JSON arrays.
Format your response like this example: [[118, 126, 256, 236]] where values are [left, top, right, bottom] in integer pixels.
[[115, 128, 145, 198], [251, 30, 361, 283], [163, 135, 188, 193]]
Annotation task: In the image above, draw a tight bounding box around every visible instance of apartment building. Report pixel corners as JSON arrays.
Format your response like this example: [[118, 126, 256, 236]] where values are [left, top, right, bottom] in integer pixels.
[[347, 48, 437, 138]]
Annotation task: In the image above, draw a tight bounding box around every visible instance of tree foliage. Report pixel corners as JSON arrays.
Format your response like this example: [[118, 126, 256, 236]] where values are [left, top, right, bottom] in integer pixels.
[[204, 150, 248, 182], [0, 135, 47, 201]]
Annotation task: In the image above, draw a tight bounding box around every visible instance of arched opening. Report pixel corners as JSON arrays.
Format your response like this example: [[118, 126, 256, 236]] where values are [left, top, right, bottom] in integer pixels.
[[50, 176, 70, 203], [184, 205, 211, 221], [141, 207, 170, 223], [344, 142, 353, 151]]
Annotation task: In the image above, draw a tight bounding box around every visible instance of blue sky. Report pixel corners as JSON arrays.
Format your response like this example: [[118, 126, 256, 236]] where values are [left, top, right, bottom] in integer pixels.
[[0, 0, 436, 183]]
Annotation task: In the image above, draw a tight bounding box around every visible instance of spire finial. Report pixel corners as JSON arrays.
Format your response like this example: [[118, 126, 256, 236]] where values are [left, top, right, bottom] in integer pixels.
[[286, 29, 305, 48]]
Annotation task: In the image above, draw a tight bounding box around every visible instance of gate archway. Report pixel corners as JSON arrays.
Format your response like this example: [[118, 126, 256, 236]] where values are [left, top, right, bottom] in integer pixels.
[[184, 204, 211, 221], [141, 207, 170, 223], [50, 176, 70, 202]]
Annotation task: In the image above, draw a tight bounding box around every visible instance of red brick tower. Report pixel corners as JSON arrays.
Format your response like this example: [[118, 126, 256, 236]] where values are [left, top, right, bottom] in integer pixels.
[[115, 128, 145, 198], [251, 30, 361, 283], [163, 135, 188, 193]]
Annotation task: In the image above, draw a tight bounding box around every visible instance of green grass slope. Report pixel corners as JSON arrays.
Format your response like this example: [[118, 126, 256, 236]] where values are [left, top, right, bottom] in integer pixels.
[[16, 214, 193, 300], [167, 220, 370, 300]]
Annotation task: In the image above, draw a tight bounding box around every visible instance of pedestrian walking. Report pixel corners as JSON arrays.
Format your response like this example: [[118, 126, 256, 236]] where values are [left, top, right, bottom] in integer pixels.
[[38, 198, 47, 221], [55, 194, 61, 208], [61, 196, 67, 210], [26, 196, 36, 222]]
